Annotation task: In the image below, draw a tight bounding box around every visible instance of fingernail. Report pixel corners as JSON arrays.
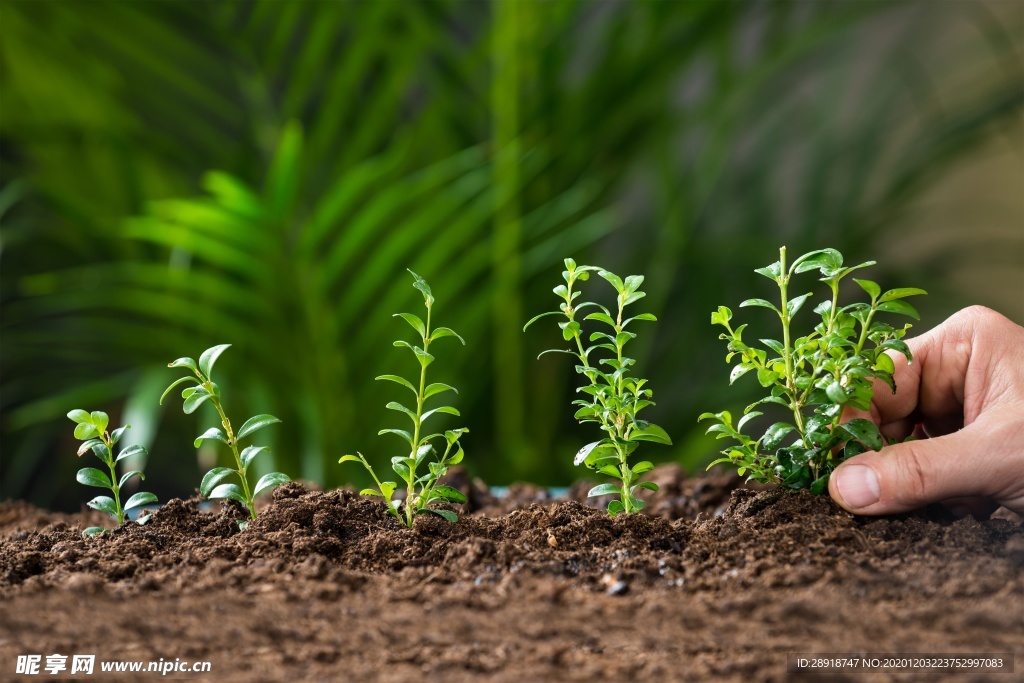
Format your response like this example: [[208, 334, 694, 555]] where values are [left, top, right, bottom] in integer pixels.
[[835, 465, 880, 509]]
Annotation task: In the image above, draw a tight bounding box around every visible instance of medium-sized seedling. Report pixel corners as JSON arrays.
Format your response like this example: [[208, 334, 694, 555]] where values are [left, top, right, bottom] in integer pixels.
[[341, 270, 469, 528], [68, 409, 157, 536], [525, 258, 672, 515], [161, 344, 289, 528], [701, 246, 926, 492]]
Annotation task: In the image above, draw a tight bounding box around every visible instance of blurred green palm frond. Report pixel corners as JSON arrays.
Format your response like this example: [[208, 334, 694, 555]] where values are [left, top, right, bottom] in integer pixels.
[[1, 0, 1020, 507]]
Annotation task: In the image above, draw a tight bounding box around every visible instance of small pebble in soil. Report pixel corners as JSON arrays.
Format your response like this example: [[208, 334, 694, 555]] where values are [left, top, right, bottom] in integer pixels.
[[600, 573, 629, 596], [547, 533, 558, 548]]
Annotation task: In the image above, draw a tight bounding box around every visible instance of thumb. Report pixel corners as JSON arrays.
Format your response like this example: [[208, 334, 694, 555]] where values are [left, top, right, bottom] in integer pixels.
[[828, 427, 985, 515]]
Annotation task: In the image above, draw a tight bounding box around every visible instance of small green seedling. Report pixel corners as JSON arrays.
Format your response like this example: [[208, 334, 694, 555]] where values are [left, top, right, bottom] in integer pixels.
[[68, 409, 157, 536], [160, 344, 289, 527], [701, 246, 926, 493], [341, 270, 468, 528], [525, 258, 672, 515]]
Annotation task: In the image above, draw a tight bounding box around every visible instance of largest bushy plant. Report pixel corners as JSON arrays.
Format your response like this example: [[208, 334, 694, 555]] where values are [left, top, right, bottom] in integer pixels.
[[701, 247, 925, 493]]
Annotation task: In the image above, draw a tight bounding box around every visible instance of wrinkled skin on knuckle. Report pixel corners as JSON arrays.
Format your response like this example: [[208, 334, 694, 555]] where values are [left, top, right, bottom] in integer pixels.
[[888, 441, 934, 507]]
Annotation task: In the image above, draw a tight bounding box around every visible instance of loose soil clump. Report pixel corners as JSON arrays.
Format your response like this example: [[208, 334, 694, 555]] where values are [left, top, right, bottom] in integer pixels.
[[1, 466, 1021, 682]]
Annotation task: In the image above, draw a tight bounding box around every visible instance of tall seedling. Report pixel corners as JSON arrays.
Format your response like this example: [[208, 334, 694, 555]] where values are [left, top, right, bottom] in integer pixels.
[[341, 271, 468, 527], [525, 259, 672, 515]]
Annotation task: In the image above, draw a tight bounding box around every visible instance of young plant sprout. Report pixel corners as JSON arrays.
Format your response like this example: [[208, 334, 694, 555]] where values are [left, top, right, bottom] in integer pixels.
[[524, 258, 672, 515], [160, 344, 289, 527], [68, 409, 157, 536], [701, 246, 926, 493], [340, 270, 468, 528]]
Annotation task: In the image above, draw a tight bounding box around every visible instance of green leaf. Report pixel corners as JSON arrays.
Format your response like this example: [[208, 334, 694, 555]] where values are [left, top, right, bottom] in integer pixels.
[[573, 441, 603, 466], [598, 270, 624, 293], [423, 383, 458, 399], [391, 458, 411, 480], [876, 299, 920, 320], [393, 312, 426, 337], [182, 390, 214, 415], [633, 481, 659, 492], [825, 381, 848, 404], [787, 293, 812, 317], [378, 428, 415, 448], [740, 298, 781, 314], [115, 444, 145, 462], [77, 467, 112, 489], [587, 483, 621, 497], [254, 472, 290, 497], [240, 446, 270, 468], [168, 357, 199, 373], [421, 406, 460, 422], [431, 327, 465, 344], [730, 363, 753, 384], [82, 527, 106, 537], [90, 411, 108, 432], [607, 500, 625, 516], [432, 486, 468, 504], [624, 313, 657, 325], [424, 508, 458, 523], [879, 287, 927, 303], [338, 454, 364, 465], [67, 409, 90, 424], [761, 422, 795, 450], [874, 352, 895, 375], [386, 402, 418, 422], [208, 483, 247, 504], [394, 340, 435, 367], [81, 441, 109, 462], [792, 248, 843, 274], [408, 269, 434, 307], [523, 310, 562, 331], [87, 496, 118, 517], [198, 344, 231, 378], [629, 423, 672, 445], [754, 261, 782, 281], [632, 461, 654, 475], [118, 470, 144, 488], [376, 374, 418, 394], [73, 422, 99, 440], [237, 414, 282, 440], [123, 492, 158, 511], [853, 279, 880, 299], [160, 376, 198, 405], [584, 312, 616, 327], [200, 467, 235, 496], [109, 425, 130, 445], [359, 488, 382, 497], [194, 427, 228, 448], [710, 306, 733, 326], [809, 474, 830, 495], [838, 418, 884, 451]]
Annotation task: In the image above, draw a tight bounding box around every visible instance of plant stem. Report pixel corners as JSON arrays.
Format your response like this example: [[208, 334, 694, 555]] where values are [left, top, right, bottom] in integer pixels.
[[406, 306, 433, 528], [102, 432, 125, 525], [778, 247, 806, 435], [203, 377, 256, 520]]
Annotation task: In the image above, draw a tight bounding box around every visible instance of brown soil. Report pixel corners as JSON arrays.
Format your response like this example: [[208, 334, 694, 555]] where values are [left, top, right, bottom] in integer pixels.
[[1, 466, 1021, 682]]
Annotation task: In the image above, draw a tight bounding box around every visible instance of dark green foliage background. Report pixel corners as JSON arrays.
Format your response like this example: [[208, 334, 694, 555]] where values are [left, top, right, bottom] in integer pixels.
[[1, 0, 1021, 510]]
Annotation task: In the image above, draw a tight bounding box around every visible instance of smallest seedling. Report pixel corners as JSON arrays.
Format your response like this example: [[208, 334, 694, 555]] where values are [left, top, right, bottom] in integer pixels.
[[68, 409, 157, 536]]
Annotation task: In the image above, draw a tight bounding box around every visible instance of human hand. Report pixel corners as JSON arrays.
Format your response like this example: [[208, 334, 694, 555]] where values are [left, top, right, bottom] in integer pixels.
[[829, 306, 1024, 516]]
